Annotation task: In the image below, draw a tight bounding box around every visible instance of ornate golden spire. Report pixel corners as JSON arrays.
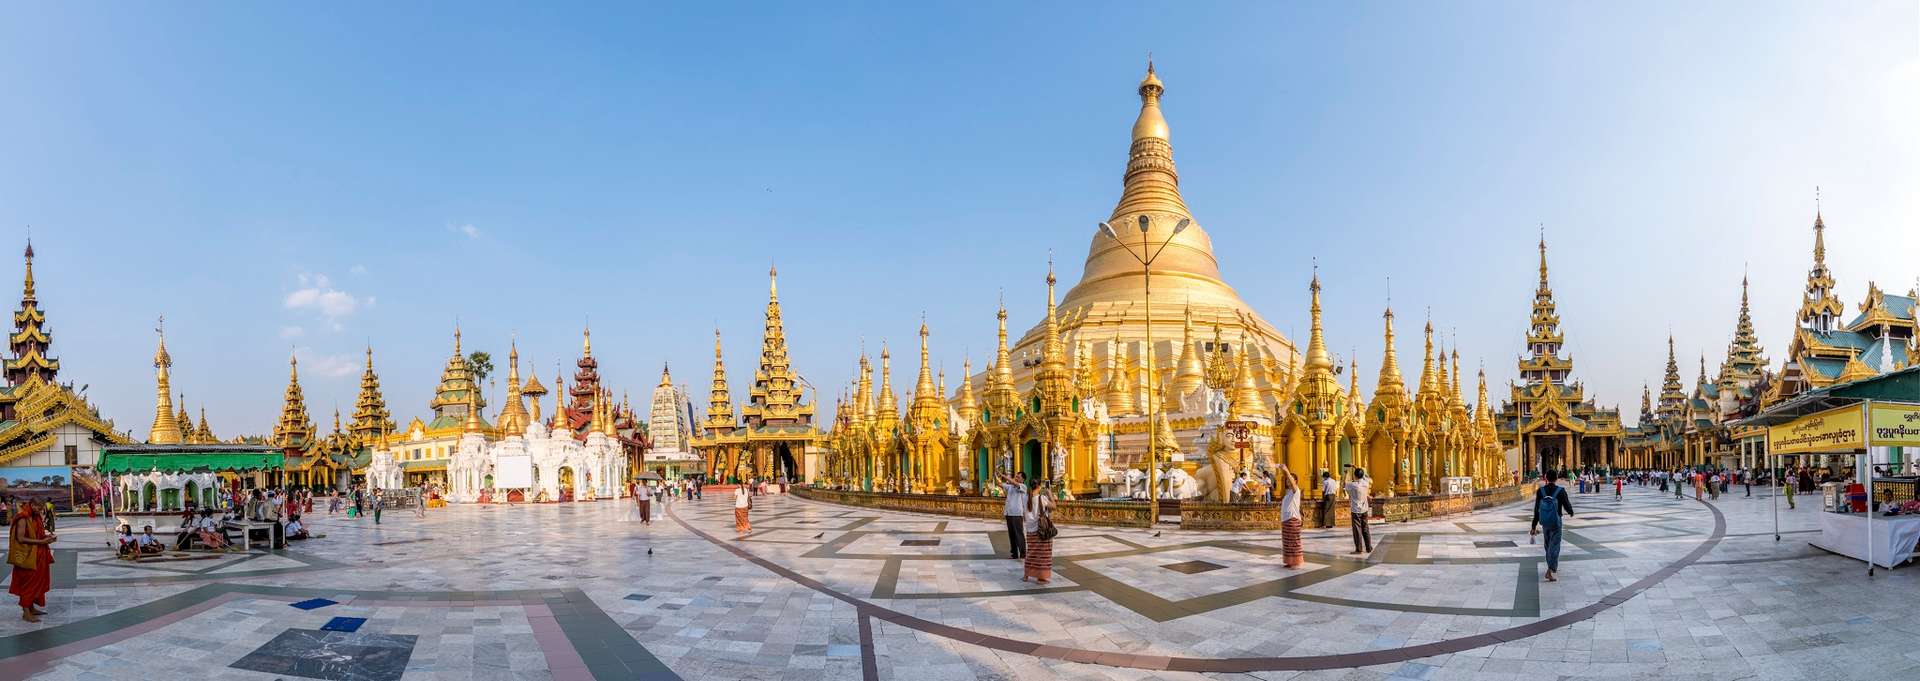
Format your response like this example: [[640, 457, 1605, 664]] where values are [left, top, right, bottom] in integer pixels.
[[985, 299, 1018, 418], [497, 340, 530, 436], [175, 399, 192, 442], [1374, 306, 1404, 395], [350, 346, 395, 441], [956, 356, 979, 422], [430, 327, 479, 422], [272, 352, 315, 449], [5, 239, 57, 384], [1053, 63, 1286, 362], [855, 350, 874, 424], [1170, 301, 1206, 400], [522, 365, 548, 425], [582, 325, 592, 357], [1035, 262, 1074, 406], [877, 343, 899, 423], [910, 320, 943, 428], [1304, 267, 1333, 372], [194, 406, 214, 444], [1228, 330, 1263, 420], [1798, 195, 1845, 330], [463, 383, 484, 434], [148, 320, 183, 444], [703, 328, 735, 433], [745, 264, 813, 428], [1418, 318, 1437, 397], [1105, 333, 1136, 416]]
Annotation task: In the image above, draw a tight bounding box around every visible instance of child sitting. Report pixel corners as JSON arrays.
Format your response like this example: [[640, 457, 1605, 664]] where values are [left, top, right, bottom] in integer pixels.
[[116, 525, 139, 559], [136, 525, 165, 556], [285, 513, 309, 541]]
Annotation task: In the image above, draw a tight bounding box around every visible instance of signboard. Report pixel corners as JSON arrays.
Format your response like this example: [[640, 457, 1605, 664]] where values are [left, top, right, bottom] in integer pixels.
[[494, 454, 533, 489], [1868, 403, 1920, 447], [1225, 421, 1254, 450], [1769, 405, 1865, 454]]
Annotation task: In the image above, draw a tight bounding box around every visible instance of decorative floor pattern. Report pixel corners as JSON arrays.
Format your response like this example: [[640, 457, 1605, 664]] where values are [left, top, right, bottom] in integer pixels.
[[1, 486, 1915, 680]]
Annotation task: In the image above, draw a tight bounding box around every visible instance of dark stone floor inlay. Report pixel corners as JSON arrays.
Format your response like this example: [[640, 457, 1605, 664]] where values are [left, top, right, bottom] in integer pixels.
[[289, 598, 337, 610], [624, 593, 653, 602], [320, 617, 366, 633], [901, 539, 941, 547], [229, 628, 417, 681], [1161, 560, 1228, 574], [1475, 541, 1518, 548]]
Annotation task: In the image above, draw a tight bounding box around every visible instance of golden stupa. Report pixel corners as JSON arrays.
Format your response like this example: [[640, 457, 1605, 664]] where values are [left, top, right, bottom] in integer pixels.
[[1005, 63, 1296, 397]]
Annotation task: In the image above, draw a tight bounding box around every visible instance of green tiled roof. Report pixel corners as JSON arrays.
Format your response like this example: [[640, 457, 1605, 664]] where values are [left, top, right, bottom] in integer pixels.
[[1804, 357, 1845, 379], [1810, 330, 1874, 351]]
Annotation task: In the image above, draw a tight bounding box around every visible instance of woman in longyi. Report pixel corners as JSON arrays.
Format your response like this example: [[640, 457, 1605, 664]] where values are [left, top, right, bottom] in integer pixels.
[[8, 500, 57, 622]]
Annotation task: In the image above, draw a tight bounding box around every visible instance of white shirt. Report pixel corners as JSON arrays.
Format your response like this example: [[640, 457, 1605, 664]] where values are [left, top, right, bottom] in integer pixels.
[[1002, 483, 1027, 517], [1320, 477, 1339, 498], [1280, 488, 1302, 522], [734, 487, 750, 509], [636, 485, 652, 501], [1345, 479, 1371, 514], [1231, 478, 1246, 494]]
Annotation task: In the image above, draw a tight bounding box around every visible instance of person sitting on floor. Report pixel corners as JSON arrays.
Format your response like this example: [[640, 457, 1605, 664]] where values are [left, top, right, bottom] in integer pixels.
[[136, 525, 165, 556], [284, 512, 309, 541], [194, 509, 231, 550], [116, 525, 139, 559], [174, 512, 199, 551]]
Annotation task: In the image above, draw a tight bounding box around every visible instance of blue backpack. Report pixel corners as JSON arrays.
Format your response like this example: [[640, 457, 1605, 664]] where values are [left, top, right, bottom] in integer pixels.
[[1536, 485, 1563, 530]]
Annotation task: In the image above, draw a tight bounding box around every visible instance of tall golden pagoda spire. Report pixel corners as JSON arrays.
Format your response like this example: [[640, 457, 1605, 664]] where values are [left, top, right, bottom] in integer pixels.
[[877, 343, 899, 423], [1374, 306, 1405, 396], [6, 240, 59, 384], [1797, 195, 1845, 331], [855, 350, 874, 424], [522, 367, 548, 425], [175, 399, 192, 443], [956, 356, 979, 423], [349, 346, 395, 441], [703, 329, 735, 433], [1436, 341, 1451, 403], [745, 265, 813, 428], [463, 383, 484, 434], [1170, 301, 1206, 401], [430, 326, 480, 422], [272, 353, 315, 448], [985, 299, 1017, 418], [147, 320, 183, 444], [1049, 62, 1289, 364], [194, 406, 214, 444], [1418, 318, 1438, 397], [910, 320, 942, 427], [1657, 334, 1686, 418], [1035, 262, 1074, 405], [1228, 330, 1263, 420], [1293, 271, 1343, 424], [497, 339, 530, 436], [1105, 333, 1136, 416]]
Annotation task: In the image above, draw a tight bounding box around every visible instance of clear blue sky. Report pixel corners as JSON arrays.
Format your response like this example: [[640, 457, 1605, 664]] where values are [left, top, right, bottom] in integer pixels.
[[2, 2, 1914, 439]]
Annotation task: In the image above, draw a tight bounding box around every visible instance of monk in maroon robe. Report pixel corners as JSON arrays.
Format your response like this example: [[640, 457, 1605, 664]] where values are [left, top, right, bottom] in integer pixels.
[[9, 501, 56, 622]]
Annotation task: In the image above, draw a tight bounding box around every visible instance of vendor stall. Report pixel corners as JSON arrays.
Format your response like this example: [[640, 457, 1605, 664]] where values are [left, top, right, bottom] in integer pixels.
[[1741, 366, 1920, 574]]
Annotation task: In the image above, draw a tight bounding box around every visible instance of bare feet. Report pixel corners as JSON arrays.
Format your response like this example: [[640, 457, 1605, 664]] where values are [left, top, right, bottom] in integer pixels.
[[1545, 571, 1557, 582], [21, 611, 38, 623]]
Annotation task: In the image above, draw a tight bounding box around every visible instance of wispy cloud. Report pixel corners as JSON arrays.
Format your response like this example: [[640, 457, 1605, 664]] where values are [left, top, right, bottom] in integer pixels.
[[348, 264, 368, 276], [279, 326, 305, 339], [447, 223, 481, 239], [284, 272, 365, 331], [295, 348, 359, 379]]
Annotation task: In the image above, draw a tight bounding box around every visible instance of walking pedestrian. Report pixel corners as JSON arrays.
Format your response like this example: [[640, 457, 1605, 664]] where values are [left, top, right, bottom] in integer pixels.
[[414, 487, 427, 519], [1784, 470, 1797, 509], [1346, 468, 1373, 555], [1317, 470, 1338, 530], [1530, 469, 1574, 582], [999, 472, 1028, 560], [372, 489, 384, 525], [1278, 465, 1303, 569], [1021, 480, 1056, 584], [733, 484, 752, 534], [635, 480, 653, 525], [1614, 475, 1623, 502]]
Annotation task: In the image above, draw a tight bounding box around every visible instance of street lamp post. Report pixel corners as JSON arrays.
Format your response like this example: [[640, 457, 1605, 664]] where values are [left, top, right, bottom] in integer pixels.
[[1099, 214, 1190, 523]]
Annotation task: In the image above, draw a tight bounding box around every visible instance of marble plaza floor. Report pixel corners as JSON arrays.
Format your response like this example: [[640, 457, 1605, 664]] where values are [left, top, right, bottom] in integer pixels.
[[2, 485, 1917, 681]]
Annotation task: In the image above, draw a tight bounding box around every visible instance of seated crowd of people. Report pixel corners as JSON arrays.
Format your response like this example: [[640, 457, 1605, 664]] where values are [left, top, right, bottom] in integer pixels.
[[115, 487, 318, 559]]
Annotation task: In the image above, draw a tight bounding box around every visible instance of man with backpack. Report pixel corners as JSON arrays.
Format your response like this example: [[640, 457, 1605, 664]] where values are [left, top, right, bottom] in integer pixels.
[[1530, 469, 1575, 582]]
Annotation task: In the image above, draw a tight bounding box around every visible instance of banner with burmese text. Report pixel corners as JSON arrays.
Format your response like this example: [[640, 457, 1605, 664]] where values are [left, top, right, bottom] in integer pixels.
[[1769, 405, 1865, 455], [1868, 403, 1920, 448]]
